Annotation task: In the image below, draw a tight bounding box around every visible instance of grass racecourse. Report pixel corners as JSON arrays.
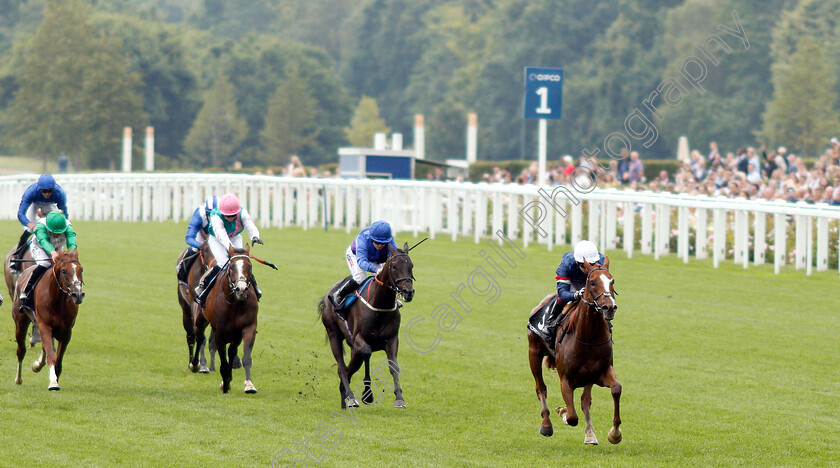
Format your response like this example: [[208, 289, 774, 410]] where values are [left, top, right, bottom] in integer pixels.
[[0, 220, 838, 467]]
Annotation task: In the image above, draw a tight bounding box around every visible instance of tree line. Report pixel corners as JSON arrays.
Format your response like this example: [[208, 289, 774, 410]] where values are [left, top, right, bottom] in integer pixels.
[[0, 0, 837, 170]]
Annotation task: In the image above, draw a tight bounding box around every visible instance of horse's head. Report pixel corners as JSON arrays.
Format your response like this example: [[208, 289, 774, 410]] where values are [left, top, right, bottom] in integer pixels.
[[55, 249, 84, 305], [227, 245, 254, 302], [581, 256, 616, 321], [381, 243, 415, 302]]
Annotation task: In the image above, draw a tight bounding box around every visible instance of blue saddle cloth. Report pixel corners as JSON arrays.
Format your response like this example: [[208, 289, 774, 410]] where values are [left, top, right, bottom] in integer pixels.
[[340, 276, 375, 310]]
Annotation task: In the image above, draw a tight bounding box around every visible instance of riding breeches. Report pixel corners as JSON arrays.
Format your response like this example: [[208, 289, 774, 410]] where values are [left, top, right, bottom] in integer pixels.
[[345, 246, 379, 283], [25, 203, 59, 229], [207, 234, 244, 267]]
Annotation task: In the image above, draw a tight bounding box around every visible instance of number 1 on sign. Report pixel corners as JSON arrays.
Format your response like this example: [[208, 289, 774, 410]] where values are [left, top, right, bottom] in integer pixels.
[[536, 87, 551, 114]]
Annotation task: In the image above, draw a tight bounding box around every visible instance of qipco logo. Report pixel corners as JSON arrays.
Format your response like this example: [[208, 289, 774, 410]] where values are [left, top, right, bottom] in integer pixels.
[[529, 73, 562, 82]]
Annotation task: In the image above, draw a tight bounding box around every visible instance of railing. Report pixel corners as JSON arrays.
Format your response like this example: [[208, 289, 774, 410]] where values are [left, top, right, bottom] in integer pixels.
[[1, 173, 838, 277]]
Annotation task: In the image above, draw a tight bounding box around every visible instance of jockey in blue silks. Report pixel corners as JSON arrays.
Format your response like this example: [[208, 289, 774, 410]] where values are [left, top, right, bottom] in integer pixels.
[[329, 220, 398, 312], [11, 174, 69, 272], [531, 240, 606, 345], [175, 196, 219, 283]]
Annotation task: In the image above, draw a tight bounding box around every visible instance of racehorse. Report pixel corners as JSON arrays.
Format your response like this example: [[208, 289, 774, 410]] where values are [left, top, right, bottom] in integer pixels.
[[527, 257, 622, 445], [13, 249, 84, 390], [5, 242, 38, 345], [318, 243, 414, 409], [189, 245, 260, 393]]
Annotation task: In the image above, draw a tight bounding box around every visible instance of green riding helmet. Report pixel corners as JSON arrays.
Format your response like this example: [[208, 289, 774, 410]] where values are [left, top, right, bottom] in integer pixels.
[[45, 211, 67, 234]]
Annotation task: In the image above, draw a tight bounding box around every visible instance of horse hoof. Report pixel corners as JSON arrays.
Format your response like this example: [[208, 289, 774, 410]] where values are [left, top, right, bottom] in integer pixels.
[[394, 399, 406, 409], [608, 428, 622, 444], [244, 380, 257, 394], [362, 390, 374, 405], [584, 435, 599, 445], [232, 357, 242, 369], [48, 381, 60, 391], [14, 377, 22, 385], [198, 366, 210, 374], [345, 397, 360, 408], [539, 425, 553, 437], [220, 381, 230, 393], [32, 362, 42, 373]]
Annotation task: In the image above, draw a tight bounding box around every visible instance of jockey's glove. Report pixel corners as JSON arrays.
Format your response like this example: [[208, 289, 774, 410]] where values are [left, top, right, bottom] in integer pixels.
[[251, 237, 264, 245], [574, 288, 585, 301]]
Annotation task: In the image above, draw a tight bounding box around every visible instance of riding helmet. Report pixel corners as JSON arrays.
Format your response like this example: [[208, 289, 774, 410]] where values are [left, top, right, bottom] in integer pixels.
[[45, 211, 67, 234], [219, 193, 241, 216], [38, 173, 56, 191], [369, 220, 393, 244], [573, 240, 599, 263]]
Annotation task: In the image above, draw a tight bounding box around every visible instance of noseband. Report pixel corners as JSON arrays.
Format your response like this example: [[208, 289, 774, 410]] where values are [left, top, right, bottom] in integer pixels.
[[55, 259, 84, 297], [226, 254, 252, 295], [581, 267, 615, 319]]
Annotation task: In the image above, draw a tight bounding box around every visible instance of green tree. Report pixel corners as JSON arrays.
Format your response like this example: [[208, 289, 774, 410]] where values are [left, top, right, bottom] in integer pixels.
[[183, 76, 247, 167], [761, 37, 840, 157], [344, 96, 390, 147], [4, 0, 145, 169], [259, 64, 321, 165], [428, 98, 467, 160]]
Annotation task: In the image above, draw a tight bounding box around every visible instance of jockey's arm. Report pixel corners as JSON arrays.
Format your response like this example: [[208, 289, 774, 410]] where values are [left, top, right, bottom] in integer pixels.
[[555, 262, 577, 303], [184, 208, 204, 249], [17, 185, 37, 227], [33, 223, 54, 253], [55, 187, 69, 219], [240, 208, 260, 241], [354, 236, 377, 273], [64, 224, 77, 251]]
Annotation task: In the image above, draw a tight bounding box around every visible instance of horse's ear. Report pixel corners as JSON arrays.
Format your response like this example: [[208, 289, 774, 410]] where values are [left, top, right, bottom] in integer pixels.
[[245, 244, 250, 254], [582, 258, 591, 270], [603, 255, 610, 270], [228, 245, 235, 255], [403, 242, 409, 253]]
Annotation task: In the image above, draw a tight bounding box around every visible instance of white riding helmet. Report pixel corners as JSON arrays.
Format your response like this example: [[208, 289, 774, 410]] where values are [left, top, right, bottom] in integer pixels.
[[573, 240, 600, 263]]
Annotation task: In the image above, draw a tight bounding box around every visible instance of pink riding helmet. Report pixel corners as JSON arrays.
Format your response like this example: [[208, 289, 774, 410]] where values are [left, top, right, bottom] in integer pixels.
[[219, 193, 241, 216]]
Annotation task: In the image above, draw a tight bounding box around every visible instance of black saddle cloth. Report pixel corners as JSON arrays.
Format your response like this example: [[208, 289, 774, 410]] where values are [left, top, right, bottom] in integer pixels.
[[527, 295, 561, 340]]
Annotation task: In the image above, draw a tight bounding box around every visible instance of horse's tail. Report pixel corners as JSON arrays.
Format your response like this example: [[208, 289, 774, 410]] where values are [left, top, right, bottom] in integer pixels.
[[317, 296, 330, 344], [543, 355, 556, 370]]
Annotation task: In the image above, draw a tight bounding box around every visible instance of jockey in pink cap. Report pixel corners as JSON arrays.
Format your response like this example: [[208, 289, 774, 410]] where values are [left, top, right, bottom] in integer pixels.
[[194, 193, 263, 307]]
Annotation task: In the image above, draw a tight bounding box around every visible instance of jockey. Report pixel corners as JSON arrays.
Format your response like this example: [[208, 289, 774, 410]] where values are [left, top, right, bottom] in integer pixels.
[[11, 174, 69, 272], [19, 211, 77, 312], [533, 240, 606, 345], [194, 193, 262, 307], [175, 196, 219, 284], [329, 220, 398, 312]]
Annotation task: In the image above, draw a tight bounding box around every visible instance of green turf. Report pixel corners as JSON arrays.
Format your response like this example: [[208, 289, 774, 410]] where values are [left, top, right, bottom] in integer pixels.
[[0, 220, 838, 467]]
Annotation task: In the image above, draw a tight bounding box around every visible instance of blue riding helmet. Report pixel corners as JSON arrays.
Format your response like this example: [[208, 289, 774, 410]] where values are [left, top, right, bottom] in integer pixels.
[[369, 220, 393, 244], [37, 174, 56, 191]]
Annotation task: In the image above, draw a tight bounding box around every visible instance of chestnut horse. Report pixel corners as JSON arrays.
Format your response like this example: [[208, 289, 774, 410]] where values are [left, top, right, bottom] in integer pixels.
[[5, 242, 38, 345], [527, 258, 622, 445], [13, 249, 85, 390], [189, 245, 259, 393], [318, 243, 414, 409]]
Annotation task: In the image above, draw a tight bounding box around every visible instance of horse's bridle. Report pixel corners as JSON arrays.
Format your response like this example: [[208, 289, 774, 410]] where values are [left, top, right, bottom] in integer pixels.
[[377, 252, 414, 295], [54, 259, 84, 297], [226, 254, 253, 297], [581, 266, 615, 319]]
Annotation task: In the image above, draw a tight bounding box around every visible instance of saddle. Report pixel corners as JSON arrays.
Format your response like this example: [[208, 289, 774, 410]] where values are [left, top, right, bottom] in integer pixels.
[[330, 276, 375, 313], [527, 293, 577, 347]]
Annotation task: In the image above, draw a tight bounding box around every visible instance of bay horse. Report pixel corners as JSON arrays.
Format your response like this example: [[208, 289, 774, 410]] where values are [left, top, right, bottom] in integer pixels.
[[318, 243, 414, 409], [5, 241, 39, 345], [189, 245, 259, 393], [13, 249, 85, 390], [527, 257, 622, 445]]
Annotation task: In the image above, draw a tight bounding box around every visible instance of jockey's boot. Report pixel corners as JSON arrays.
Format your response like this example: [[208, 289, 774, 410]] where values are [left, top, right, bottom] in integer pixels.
[[9, 230, 31, 273], [176, 250, 198, 284], [194, 265, 221, 307], [252, 276, 262, 301], [19, 264, 49, 312], [329, 276, 360, 311]]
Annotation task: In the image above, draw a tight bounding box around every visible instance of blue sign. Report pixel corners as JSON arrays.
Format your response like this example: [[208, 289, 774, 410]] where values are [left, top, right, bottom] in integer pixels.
[[524, 67, 563, 120]]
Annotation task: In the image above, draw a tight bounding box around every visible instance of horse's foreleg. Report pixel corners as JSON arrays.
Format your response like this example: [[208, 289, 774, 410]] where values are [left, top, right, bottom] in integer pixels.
[[528, 333, 552, 436], [242, 326, 257, 394], [601, 366, 622, 444], [54, 333, 71, 383], [37, 326, 60, 391], [205, 330, 215, 373], [581, 385, 598, 445], [343, 335, 372, 408], [190, 307, 207, 373], [558, 378, 578, 426], [226, 337, 240, 393], [361, 356, 372, 405], [215, 335, 231, 394], [384, 337, 405, 409], [14, 313, 28, 385]]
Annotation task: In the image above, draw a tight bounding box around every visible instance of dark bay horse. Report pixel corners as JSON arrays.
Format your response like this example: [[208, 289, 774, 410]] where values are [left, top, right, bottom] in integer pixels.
[[527, 257, 622, 445], [177, 246, 209, 372], [13, 249, 85, 390], [190, 245, 259, 393], [5, 242, 38, 345], [318, 243, 414, 409]]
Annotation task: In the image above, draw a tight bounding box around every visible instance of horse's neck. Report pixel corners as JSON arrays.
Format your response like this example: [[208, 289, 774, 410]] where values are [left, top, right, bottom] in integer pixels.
[[367, 275, 397, 309], [39, 269, 67, 309], [573, 303, 609, 341]]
